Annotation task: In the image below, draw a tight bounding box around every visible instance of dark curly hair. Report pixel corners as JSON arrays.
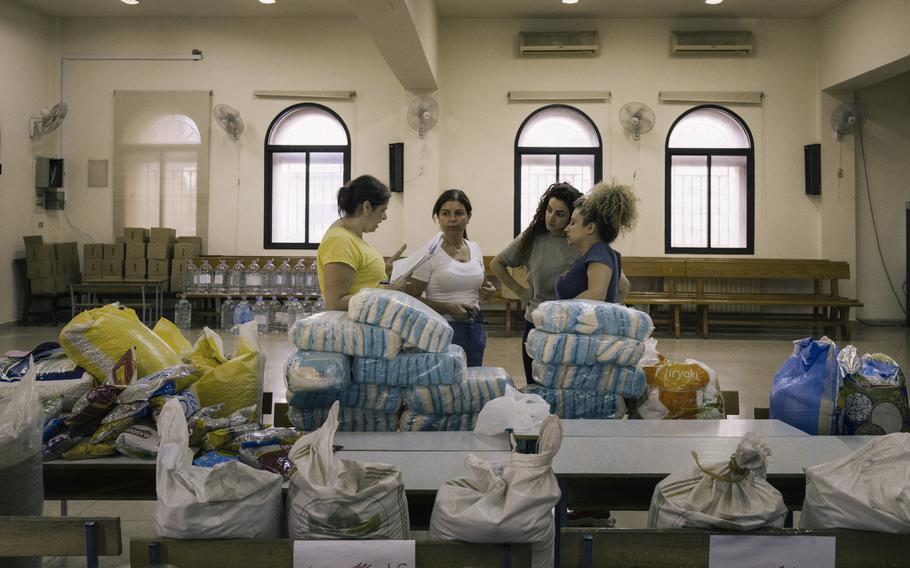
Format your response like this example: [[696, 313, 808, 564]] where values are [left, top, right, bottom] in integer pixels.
[[513, 182, 582, 266]]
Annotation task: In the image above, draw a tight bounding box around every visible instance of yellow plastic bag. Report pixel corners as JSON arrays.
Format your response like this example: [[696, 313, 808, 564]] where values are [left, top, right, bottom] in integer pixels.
[[186, 328, 229, 370], [60, 304, 181, 384], [194, 322, 263, 416], [153, 318, 193, 357]]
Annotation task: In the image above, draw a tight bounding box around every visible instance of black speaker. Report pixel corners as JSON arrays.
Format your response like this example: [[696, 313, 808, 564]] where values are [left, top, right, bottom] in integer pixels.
[[36, 157, 64, 189], [804, 143, 821, 195], [389, 142, 404, 193]]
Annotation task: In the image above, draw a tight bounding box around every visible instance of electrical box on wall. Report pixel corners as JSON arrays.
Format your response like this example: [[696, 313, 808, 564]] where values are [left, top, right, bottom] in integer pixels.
[[36, 157, 64, 188]]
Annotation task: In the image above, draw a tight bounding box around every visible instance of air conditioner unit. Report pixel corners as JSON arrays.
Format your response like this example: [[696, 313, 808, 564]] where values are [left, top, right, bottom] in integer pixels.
[[519, 31, 599, 56], [671, 30, 753, 55]]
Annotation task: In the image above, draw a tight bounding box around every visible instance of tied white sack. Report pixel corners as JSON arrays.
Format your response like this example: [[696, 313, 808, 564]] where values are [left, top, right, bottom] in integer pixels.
[[286, 401, 410, 539], [154, 398, 283, 539], [430, 415, 563, 568], [474, 384, 550, 436], [647, 433, 787, 530], [801, 433, 910, 533]]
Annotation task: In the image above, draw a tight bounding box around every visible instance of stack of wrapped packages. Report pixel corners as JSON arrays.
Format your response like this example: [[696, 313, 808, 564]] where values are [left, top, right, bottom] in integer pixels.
[[521, 300, 653, 419], [286, 289, 514, 432]]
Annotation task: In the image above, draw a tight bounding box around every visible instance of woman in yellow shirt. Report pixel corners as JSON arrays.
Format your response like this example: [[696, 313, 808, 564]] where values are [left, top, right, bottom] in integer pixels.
[[317, 175, 405, 310]]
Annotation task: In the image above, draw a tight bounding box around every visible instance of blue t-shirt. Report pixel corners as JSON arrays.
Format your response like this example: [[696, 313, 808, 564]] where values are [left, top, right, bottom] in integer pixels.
[[555, 242, 622, 302]]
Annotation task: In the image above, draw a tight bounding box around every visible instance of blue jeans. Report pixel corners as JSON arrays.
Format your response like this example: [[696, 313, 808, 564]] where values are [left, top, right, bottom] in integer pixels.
[[450, 317, 487, 367], [522, 318, 536, 384]]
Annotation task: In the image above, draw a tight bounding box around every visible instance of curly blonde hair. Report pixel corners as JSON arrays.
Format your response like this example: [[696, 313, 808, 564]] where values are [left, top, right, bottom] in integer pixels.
[[574, 182, 638, 244]]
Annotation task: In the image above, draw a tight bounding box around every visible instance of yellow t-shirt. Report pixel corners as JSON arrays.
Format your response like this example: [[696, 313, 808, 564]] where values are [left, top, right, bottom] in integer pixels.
[[317, 226, 387, 298]]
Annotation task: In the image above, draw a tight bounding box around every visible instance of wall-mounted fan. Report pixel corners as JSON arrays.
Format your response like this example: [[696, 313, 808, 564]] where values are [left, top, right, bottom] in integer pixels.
[[619, 102, 655, 141], [29, 102, 68, 140], [407, 96, 438, 137], [830, 101, 867, 141], [214, 104, 244, 140]]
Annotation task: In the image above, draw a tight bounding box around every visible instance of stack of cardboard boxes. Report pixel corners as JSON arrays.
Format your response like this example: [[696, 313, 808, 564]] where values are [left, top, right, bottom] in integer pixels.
[[24, 236, 81, 294], [82, 227, 202, 290], [170, 236, 203, 292]]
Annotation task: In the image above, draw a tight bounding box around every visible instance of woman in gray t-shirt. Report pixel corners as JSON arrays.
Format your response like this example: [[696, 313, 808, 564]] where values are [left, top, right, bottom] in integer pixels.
[[491, 183, 582, 385]]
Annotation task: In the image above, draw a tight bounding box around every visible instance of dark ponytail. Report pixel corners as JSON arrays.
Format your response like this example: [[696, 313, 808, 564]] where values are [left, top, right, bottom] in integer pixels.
[[432, 189, 473, 239], [337, 175, 391, 217]]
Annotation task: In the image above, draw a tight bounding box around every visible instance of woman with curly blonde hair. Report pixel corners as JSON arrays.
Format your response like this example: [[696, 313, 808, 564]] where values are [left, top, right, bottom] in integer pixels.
[[557, 182, 638, 303]]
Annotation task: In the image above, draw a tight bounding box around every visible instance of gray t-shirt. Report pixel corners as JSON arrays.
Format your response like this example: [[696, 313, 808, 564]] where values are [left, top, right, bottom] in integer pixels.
[[498, 232, 579, 321]]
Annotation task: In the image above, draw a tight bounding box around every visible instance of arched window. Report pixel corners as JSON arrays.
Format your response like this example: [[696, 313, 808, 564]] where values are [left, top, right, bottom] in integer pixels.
[[514, 105, 602, 236], [265, 103, 351, 249], [665, 105, 754, 254]]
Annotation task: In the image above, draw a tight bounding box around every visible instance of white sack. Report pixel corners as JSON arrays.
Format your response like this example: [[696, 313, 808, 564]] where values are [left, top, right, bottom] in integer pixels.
[[154, 398, 283, 538], [801, 433, 910, 533], [474, 384, 551, 436], [286, 401, 410, 539], [430, 415, 563, 568], [647, 433, 788, 530]]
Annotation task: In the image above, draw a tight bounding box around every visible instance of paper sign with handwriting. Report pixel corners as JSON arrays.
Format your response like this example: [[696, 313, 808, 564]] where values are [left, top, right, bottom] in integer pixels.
[[709, 535, 835, 568], [294, 540, 415, 568]]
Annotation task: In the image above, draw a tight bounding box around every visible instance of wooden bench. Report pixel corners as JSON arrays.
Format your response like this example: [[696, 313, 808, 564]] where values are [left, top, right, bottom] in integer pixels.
[[131, 533, 532, 568], [686, 258, 862, 339], [0, 516, 122, 565], [560, 527, 905, 568], [622, 257, 691, 338]]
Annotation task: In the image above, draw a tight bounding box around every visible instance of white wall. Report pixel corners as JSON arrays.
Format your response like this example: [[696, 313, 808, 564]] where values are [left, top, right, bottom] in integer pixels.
[[52, 17, 407, 262], [819, 0, 910, 91], [854, 71, 910, 320], [0, 0, 53, 324], [438, 18, 823, 261]]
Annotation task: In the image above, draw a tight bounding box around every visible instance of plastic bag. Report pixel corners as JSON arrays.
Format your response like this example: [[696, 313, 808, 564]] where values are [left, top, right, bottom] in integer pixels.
[[285, 351, 351, 392], [352, 344, 467, 386], [65, 383, 123, 426], [0, 358, 45, 527], [647, 433, 787, 530], [152, 318, 193, 357], [188, 405, 254, 447], [186, 327, 229, 370], [289, 311, 402, 359], [399, 410, 476, 432], [835, 346, 909, 435], [117, 364, 200, 404], [155, 398, 283, 538], [286, 402, 410, 539], [801, 433, 910, 532], [531, 361, 646, 398], [288, 384, 403, 412], [642, 357, 724, 420], [525, 329, 645, 367], [348, 288, 453, 353], [474, 385, 551, 435], [0, 341, 87, 381], [115, 423, 159, 458], [403, 367, 513, 415], [523, 384, 626, 419], [769, 337, 840, 435], [239, 444, 296, 480], [194, 322, 263, 415], [531, 300, 654, 340], [60, 303, 182, 383], [430, 415, 563, 568], [287, 406, 399, 432]]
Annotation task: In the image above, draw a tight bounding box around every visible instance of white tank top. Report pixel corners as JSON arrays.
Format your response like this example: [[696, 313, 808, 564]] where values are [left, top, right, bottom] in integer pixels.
[[412, 240, 485, 309]]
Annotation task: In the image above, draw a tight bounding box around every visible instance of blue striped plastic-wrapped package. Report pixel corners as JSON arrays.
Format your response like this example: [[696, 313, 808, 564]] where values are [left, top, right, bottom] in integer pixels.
[[352, 344, 467, 386], [525, 329, 645, 367], [288, 311, 402, 359], [531, 300, 655, 340], [348, 289, 453, 353]]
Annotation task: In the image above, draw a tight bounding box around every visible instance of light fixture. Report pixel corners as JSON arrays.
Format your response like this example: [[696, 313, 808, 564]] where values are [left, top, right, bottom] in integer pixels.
[[259, 0, 277, 4], [120, 0, 140, 5], [562, 0, 579, 4], [705, 0, 724, 4]]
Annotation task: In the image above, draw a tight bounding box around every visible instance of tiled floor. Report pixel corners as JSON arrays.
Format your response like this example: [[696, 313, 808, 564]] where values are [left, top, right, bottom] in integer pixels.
[[3, 320, 908, 566]]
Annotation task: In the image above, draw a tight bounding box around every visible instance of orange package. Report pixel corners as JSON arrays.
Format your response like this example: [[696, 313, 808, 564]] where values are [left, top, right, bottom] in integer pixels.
[[642, 355, 724, 420]]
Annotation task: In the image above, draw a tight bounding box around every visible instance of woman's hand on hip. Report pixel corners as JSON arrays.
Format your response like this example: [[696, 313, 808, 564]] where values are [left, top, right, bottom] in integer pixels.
[[447, 303, 472, 320]]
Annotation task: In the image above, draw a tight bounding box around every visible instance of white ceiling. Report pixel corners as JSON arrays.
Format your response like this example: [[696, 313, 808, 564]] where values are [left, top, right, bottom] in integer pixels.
[[16, 0, 846, 20]]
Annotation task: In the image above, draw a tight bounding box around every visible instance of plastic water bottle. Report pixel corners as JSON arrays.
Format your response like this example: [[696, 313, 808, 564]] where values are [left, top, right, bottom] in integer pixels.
[[262, 258, 277, 295], [305, 260, 319, 295], [220, 296, 236, 333], [228, 259, 245, 294], [276, 259, 293, 295], [197, 259, 214, 292], [267, 296, 283, 333], [182, 260, 197, 293], [213, 259, 229, 293], [293, 259, 308, 294], [312, 295, 325, 313], [245, 258, 262, 296], [234, 297, 252, 325], [300, 297, 313, 318], [285, 296, 304, 326], [252, 296, 269, 334], [175, 294, 192, 331]]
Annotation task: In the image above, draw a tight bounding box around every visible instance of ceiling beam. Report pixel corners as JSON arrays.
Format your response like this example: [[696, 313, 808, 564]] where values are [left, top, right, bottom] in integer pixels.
[[350, 0, 438, 92]]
